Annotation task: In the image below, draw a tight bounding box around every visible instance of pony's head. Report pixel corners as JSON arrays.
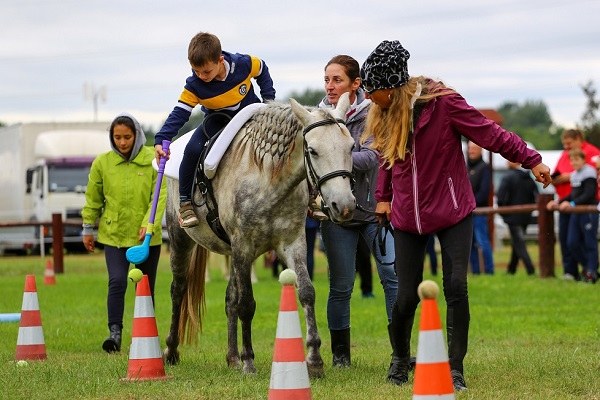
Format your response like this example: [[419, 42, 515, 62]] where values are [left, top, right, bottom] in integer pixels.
[[290, 92, 356, 222]]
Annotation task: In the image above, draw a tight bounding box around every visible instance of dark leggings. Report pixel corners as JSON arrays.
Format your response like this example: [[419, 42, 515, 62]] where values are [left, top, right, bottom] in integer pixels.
[[391, 214, 472, 373], [104, 245, 161, 328]]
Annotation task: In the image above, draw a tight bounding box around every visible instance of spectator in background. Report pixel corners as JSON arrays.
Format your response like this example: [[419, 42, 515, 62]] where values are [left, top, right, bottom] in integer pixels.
[[270, 251, 286, 278], [550, 129, 600, 280], [355, 236, 375, 298], [425, 235, 438, 276], [467, 141, 494, 275], [596, 157, 600, 192], [547, 149, 598, 283], [305, 217, 320, 280], [497, 161, 538, 275]]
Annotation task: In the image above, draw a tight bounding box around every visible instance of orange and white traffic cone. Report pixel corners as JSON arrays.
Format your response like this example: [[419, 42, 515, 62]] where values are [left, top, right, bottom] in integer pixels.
[[121, 275, 172, 381], [268, 270, 311, 400], [43, 259, 56, 285], [413, 280, 455, 399], [15, 274, 47, 361]]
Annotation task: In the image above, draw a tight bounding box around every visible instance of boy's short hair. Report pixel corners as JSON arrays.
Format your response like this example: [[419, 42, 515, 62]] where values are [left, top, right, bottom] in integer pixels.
[[188, 32, 222, 67], [562, 128, 584, 141], [568, 148, 585, 160]]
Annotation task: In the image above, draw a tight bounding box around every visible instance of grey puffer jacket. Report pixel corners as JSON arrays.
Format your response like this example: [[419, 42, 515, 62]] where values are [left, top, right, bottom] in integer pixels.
[[319, 88, 378, 224]]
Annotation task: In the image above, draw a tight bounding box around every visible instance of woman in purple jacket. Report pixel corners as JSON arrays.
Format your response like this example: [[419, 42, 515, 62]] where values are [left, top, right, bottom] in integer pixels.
[[359, 40, 552, 390]]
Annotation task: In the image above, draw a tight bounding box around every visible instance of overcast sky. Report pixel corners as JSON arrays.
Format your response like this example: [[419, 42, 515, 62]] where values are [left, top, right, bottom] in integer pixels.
[[1, 0, 598, 131]]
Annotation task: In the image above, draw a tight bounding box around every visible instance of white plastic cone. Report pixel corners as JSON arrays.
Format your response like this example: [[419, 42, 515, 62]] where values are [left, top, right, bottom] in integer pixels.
[[15, 275, 46, 361], [413, 288, 455, 399], [268, 271, 311, 400], [43, 259, 56, 285], [121, 275, 171, 381]]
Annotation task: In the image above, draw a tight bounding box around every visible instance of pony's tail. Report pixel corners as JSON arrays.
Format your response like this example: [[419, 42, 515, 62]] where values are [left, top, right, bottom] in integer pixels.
[[178, 244, 208, 345]]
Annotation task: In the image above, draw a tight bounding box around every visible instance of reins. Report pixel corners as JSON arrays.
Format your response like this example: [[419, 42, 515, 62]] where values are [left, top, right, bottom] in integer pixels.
[[355, 203, 395, 266]]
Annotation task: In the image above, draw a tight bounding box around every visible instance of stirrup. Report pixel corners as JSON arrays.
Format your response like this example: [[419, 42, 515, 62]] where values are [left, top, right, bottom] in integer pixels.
[[179, 201, 199, 228]]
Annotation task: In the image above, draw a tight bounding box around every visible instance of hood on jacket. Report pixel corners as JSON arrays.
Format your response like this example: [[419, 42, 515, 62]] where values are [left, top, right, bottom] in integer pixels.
[[318, 88, 371, 123], [110, 112, 147, 161]]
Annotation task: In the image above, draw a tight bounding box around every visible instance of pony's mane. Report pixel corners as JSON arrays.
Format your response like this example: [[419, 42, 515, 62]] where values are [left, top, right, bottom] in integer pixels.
[[234, 101, 334, 179]]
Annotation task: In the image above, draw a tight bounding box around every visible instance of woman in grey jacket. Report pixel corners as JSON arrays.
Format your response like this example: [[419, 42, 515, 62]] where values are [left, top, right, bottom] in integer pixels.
[[318, 55, 398, 367]]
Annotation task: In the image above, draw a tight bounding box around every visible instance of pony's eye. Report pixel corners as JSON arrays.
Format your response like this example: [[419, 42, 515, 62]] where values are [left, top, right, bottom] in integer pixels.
[[308, 148, 318, 156]]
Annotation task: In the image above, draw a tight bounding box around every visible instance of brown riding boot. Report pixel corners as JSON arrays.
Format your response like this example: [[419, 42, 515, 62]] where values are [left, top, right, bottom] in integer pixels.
[[307, 194, 328, 221], [179, 201, 199, 228]]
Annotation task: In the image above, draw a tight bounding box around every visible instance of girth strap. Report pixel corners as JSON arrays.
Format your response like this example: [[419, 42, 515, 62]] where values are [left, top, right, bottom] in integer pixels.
[[192, 114, 232, 245]]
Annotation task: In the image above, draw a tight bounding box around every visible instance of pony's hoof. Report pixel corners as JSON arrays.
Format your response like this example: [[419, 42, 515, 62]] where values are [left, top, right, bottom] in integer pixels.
[[242, 362, 257, 375], [227, 356, 242, 369], [307, 362, 325, 378], [163, 348, 180, 365]]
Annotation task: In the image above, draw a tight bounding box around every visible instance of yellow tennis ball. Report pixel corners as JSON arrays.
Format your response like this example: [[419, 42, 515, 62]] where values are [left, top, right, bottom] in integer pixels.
[[128, 268, 143, 283], [417, 280, 439, 300], [279, 269, 297, 286]]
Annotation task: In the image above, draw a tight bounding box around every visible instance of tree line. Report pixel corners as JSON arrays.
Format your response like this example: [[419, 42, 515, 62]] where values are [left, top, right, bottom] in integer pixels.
[[2, 81, 597, 152], [147, 80, 599, 151], [497, 79, 599, 150]]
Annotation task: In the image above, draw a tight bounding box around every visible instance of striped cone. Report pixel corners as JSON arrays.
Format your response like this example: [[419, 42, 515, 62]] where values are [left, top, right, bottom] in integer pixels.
[[15, 275, 47, 361], [121, 275, 172, 381], [43, 259, 56, 285], [268, 270, 311, 400], [413, 286, 455, 400]]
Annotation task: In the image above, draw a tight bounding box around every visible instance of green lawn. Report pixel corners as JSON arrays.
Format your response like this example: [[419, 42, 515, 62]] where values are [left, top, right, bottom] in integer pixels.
[[0, 242, 598, 399]]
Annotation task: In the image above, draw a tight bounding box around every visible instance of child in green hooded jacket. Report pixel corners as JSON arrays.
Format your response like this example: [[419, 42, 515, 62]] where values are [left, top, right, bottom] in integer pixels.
[[82, 112, 166, 353]]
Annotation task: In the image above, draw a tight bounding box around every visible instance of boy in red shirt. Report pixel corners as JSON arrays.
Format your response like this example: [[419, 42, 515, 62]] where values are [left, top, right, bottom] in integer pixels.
[[550, 129, 600, 280]]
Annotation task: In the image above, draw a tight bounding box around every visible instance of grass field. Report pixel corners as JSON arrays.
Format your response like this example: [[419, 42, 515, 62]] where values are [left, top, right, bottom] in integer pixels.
[[0, 242, 598, 399]]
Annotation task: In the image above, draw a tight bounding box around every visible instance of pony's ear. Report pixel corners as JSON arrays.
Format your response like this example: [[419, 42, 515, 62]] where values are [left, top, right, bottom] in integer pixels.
[[331, 92, 351, 121], [289, 98, 313, 126]]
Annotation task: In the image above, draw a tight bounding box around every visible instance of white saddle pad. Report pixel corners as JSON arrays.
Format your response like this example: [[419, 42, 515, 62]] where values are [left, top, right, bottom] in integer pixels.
[[155, 103, 266, 179]]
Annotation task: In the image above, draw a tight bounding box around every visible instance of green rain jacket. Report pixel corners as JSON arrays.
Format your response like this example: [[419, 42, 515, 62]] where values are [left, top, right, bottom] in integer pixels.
[[82, 112, 167, 248]]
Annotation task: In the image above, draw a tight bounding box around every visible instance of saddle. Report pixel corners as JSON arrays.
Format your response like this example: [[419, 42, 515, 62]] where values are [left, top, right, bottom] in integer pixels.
[[160, 103, 266, 180], [155, 103, 266, 244]]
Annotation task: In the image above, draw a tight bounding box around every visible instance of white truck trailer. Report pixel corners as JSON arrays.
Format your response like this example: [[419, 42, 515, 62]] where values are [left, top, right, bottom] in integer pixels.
[[0, 122, 112, 254]]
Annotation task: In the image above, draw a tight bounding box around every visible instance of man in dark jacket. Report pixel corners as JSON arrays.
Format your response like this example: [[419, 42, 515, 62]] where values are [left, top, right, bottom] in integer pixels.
[[497, 161, 538, 275], [467, 141, 495, 274]]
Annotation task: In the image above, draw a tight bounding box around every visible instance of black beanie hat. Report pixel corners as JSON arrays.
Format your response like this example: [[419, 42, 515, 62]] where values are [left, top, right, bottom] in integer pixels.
[[361, 40, 410, 93]]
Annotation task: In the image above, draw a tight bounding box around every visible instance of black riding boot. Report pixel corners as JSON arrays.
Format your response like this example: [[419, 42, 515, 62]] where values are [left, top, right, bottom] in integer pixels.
[[387, 312, 415, 386], [330, 328, 351, 367], [102, 323, 122, 353], [447, 304, 470, 391], [387, 324, 417, 373]]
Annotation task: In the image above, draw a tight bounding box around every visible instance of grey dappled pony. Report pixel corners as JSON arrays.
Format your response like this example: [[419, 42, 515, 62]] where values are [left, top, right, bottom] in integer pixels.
[[163, 93, 357, 377]]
